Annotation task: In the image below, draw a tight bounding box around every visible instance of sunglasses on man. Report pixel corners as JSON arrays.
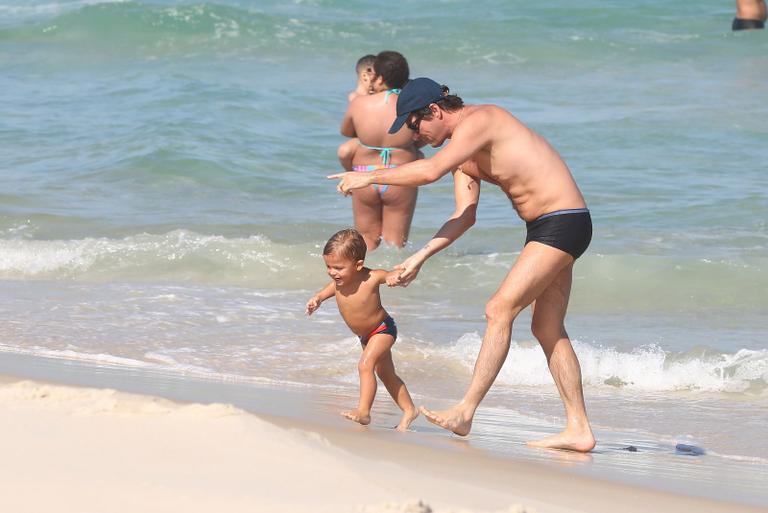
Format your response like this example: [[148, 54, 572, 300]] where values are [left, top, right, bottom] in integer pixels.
[[405, 113, 423, 133]]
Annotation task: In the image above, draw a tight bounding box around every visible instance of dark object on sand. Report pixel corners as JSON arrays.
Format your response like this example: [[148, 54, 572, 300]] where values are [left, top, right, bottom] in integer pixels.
[[675, 443, 706, 456]]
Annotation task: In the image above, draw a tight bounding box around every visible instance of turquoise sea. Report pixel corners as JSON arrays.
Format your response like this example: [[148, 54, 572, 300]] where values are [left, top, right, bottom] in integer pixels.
[[1, 0, 766, 506]]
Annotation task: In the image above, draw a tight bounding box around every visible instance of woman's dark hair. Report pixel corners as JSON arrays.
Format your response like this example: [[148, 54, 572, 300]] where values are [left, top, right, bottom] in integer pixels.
[[414, 85, 464, 120], [373, 51, 409, 89]]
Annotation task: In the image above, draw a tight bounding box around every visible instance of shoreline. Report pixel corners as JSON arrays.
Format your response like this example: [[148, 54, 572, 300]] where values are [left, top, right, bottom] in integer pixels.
[[0, 353, 765, 513]]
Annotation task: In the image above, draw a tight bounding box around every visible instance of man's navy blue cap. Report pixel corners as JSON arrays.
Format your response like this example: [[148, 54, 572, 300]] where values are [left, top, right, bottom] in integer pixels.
[[388, 77, 444, 134]]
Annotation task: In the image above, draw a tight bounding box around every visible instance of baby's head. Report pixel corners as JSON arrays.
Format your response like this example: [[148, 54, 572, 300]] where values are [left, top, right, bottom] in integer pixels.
[[355, 54, 376, 86], [323, 229, 367, 286]]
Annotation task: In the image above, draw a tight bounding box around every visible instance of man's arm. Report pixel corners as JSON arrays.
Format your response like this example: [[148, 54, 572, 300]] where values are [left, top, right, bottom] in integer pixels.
[[392, 168, 480, 286], [330, 159, 443, 194], [330, 108, 492, 193], [306, 281, 336, 315]]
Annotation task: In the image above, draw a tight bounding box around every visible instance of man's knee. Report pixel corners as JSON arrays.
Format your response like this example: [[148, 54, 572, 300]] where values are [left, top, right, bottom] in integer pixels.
[[484, 295, 522, 325], [531, 317, 566, 345]]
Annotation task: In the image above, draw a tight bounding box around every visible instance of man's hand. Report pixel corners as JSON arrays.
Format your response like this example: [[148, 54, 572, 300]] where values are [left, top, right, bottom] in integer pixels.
[[327, 172, 372, 196], [389, 253, 425, 287], [305, 296, 322, 316]]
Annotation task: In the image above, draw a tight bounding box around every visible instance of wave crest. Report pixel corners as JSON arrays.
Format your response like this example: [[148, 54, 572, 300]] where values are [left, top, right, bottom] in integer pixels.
[[446, 334, 767, 394], [0, 230, 303, 284]]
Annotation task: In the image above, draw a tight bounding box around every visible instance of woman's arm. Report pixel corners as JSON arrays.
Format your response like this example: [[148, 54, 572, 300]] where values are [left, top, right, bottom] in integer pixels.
[[330, 108, 492, 193], [340, 102, 356, 138]]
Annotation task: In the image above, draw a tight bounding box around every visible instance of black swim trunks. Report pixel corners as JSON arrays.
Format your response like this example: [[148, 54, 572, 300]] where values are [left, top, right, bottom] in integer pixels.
[[732, 18, 765, 30], [359, 315, 397, 347], [525, 208, 592, 259]]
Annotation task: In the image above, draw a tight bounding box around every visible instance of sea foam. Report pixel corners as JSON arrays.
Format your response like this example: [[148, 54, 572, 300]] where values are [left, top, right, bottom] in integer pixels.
[[442, 333, 768, 394]]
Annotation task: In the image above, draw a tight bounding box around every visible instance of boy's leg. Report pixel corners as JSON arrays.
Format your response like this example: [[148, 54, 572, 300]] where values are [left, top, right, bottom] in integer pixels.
[[341, 334, 395, 426], [337, 139, 358, 171], [374, 348, 418, 431]]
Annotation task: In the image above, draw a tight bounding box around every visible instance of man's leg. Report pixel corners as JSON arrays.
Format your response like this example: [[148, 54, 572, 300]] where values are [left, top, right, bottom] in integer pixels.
[[421, 242, 573, 436], [527, 261, 595, 452]]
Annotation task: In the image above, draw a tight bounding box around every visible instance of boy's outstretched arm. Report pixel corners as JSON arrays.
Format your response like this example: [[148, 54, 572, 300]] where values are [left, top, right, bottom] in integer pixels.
[[369, 269, 401, 288], [306, 281, 335, 316]]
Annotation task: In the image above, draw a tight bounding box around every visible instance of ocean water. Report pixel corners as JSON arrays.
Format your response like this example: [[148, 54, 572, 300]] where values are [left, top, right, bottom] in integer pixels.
[[1, 0, 766, 505]]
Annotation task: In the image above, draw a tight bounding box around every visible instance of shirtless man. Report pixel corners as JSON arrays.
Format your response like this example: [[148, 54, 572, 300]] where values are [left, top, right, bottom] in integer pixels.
[[330, 78, 596, 452], [734, 0, 766, 30], [339, 51, 421, 249]]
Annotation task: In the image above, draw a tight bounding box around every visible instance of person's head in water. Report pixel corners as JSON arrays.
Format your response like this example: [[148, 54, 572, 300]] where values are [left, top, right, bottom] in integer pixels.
[[322, 229, 367, 286], [733, 0, 766, 30], [388, 77, 464, 146], [371, 51, 409, 93]]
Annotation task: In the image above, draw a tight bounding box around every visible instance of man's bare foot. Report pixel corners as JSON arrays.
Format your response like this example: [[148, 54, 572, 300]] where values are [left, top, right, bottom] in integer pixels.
[[419, 405, 472, 436], [341, 409, 370, 426], [395, 408, 419, 432], [527, 429, 596, 453]]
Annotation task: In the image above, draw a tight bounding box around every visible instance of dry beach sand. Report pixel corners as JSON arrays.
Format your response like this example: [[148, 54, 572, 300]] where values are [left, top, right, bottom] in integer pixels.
[[0, 375, 763, 513]]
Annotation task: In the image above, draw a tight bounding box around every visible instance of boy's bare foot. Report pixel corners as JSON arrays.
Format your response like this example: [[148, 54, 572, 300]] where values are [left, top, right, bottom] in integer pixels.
[[395, 408, 419, 432], [341, 409, 371, 426], [526, 429, 596, 453], [419, 404, 472, 436]]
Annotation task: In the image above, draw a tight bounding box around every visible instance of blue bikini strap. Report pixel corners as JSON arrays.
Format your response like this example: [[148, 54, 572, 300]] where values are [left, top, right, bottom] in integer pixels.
[[358, 142, 393, 165], [357, 89, 400, 166], [384, 88, 401, 104]]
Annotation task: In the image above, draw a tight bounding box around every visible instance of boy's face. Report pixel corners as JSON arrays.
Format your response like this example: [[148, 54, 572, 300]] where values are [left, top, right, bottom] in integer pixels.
[[369, 73, 387, 93], [323, 252, 363, 286]]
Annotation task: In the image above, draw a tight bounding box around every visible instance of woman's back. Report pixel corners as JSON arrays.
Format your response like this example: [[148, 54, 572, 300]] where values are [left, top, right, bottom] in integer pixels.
[[349, 91, 420, 166], [337, 50, 421, 249]]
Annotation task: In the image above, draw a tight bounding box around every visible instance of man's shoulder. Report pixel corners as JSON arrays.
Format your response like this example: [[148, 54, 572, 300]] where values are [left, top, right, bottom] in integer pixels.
[[462, 105, 518, 133], [469, 104, 511, 118]]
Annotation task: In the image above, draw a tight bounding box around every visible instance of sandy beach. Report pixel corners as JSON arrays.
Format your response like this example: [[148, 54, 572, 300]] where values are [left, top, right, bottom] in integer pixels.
[[2, 2, 767, 512], [0, 372, 762, 513]]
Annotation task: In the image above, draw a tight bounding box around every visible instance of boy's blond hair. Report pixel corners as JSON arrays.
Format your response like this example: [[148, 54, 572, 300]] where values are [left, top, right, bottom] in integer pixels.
[[323, 229, 367, 262]]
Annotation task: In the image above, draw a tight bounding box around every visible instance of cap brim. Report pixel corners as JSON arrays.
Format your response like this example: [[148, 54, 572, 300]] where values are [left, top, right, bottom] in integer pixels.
[[388, 113, 409, 134]]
